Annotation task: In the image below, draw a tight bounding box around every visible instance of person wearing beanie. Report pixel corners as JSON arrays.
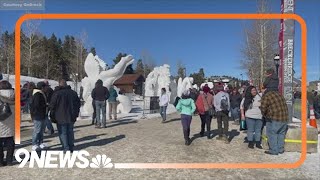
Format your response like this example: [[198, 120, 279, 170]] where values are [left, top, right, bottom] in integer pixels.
[[30, 81, 49, 151], [263, 68, 279, 94], [91, 79, 110, 128], [214, 83, 230, 144], [196, 84, 214, 139], [176, 89, 196, 146], [0, 80, 15, 166]]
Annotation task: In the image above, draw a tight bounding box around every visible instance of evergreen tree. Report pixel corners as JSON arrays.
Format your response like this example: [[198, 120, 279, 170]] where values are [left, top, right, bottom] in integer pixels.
[[190, 68, 206, 86], [177, 61, 186, 79], [90, 47, 96, 56], [112, 53, 134, 74], [135, 59, 144, 75]]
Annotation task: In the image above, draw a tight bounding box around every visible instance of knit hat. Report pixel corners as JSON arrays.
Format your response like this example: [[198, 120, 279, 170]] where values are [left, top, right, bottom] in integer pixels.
[[203, 86, 210, 93], [37, 81, 47, 89]]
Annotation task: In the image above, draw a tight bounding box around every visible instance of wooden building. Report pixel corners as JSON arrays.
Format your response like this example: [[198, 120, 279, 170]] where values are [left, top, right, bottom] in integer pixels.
[[114, 74, 145, 95]]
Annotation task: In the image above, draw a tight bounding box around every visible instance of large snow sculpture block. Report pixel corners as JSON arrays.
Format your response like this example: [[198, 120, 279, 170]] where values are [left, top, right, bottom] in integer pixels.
[[81, 53, 134, 116]]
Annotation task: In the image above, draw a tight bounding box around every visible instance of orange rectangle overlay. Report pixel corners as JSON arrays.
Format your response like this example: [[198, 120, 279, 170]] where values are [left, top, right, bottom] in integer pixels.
[[15, 13, 307, 169]]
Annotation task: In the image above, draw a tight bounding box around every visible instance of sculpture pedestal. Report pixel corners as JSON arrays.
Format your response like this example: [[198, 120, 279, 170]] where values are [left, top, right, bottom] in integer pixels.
[[144, 96, 159, 113], [261, 123, 318, 153]]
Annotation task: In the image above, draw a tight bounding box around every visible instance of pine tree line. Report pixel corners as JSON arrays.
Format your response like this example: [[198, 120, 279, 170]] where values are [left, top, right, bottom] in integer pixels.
[[0, 30, 93, 81]]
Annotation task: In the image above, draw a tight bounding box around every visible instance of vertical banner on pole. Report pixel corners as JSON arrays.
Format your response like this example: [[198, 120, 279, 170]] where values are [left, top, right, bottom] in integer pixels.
[[280, 0, 295, 121]]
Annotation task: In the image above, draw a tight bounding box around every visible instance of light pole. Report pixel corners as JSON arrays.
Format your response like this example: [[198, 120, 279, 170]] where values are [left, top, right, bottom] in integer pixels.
[[274, 54, 280, 77], [240, 73, 243, 87]]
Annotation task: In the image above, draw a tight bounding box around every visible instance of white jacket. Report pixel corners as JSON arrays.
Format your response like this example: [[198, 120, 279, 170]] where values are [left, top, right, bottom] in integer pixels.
[[159, 94, 169, 107], [0, 89, 15, 138]]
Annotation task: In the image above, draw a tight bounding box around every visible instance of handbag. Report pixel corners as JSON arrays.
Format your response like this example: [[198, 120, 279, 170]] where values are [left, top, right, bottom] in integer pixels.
[[0, 99, 12, 121], [204, 94, 215, 116]]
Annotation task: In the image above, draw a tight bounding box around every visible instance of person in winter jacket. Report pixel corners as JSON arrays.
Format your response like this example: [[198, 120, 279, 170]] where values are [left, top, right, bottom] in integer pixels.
[[91, 79, 109, 128], [214, 83, 231, 143], [108, 85, 118, 120], [260, 90, 288, 155], [0, 80, 15, 166], [176, 90, 196, 146], [50, 79, 80, 152], [91, 82, 98, 125], [43, 80, 54, 135], [30, 81, 49, 151], [21, 83, 30, 113], [159, 88, 169, 122], [263, 68, 279, 93], [196, 85, 214, 139], [230, 88, 242, 125]]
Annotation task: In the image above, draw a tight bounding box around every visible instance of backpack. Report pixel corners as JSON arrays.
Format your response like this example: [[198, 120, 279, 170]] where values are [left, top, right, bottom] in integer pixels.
[[0, 99, 12, 121], [220, 94, 229, 111]]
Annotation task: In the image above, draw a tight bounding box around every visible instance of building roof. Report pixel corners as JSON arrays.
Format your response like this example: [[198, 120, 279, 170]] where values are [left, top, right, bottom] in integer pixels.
[[114, 74, 145, 85]]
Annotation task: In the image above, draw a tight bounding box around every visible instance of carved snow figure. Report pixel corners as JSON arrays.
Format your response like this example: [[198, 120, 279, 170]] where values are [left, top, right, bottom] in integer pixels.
[[81, 53, 134, 116]]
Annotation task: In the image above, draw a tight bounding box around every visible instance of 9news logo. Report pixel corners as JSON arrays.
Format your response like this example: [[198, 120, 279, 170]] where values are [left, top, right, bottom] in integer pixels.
[[15, 148, 114, 168]]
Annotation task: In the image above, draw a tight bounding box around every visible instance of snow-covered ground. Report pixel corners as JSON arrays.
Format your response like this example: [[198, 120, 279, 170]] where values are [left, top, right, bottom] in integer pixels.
[[79, 100, 177, 121], [2, 74, 80, 92]]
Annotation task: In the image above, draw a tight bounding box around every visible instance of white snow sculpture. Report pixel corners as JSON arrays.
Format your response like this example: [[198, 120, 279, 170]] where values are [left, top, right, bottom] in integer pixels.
[[144, 64, 172, 97], [193, 84, 199, 90], [177, 77, 194, 97], [81, 53, 134, 115], [169, 78, 177, 104]]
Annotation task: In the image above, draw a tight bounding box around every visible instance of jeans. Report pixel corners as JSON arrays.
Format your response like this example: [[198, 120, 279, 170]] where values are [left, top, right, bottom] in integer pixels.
[[0, 137, 15, 164], [266, 120, 288, 154], [246, 118, 263, 141], [181, 114, 192, 140], [92, 101, 96, 124], [216, 111, 229, 136], [45, 115, 54, 133], [160, 106, 167, 121], [57, 123, 75, 152], [230, 107, 240, 121], [200, 112, 212, 135], [32, 120, 46, 146], [109, 102, 118, 119], [95, 101, 106, 127]]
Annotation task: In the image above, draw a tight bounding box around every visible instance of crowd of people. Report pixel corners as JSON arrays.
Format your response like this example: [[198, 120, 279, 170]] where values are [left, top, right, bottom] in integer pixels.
[[0, 68, 290, 167], [169, 69, 289, 156]]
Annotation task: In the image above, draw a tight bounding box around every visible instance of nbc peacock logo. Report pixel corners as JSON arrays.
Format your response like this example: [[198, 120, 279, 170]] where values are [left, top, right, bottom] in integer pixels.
[[90, 155, 113, 168], [15, 148, 115, 168]]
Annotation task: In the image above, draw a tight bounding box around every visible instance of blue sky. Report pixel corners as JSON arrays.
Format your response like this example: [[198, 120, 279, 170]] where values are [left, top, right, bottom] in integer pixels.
[[0, 0, 319, 81]]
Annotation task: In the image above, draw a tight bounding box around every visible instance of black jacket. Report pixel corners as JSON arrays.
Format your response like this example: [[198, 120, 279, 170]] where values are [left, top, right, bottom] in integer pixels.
[[230, 93, 242, 109], [50, 86, 81, 124], [45, 87, 54, 104], [92, 86, 109, 101], [30, 90, 47, 120]]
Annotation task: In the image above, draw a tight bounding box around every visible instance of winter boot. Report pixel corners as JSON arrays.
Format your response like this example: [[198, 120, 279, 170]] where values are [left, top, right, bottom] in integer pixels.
[[248, 141, 255, 149], [185, 138, 191, 146], [255, 141, 263, 149]]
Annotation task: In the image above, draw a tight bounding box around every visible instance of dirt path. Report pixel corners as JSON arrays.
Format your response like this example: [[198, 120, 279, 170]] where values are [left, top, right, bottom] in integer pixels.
[[1, 113, 319, 180]]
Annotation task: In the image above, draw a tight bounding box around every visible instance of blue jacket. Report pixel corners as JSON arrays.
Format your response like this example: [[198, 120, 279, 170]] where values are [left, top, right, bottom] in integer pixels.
[[176, 98, 196, 116], [108, 88, 118, 102]]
